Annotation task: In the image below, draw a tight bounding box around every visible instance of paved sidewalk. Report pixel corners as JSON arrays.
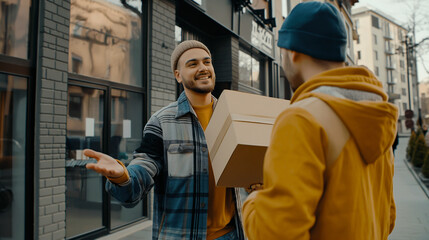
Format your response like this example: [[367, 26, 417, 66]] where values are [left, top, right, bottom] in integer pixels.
[[389, 136, 429, 240]]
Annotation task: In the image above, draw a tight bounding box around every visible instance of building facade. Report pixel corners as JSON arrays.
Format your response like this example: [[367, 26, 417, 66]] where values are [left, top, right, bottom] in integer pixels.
[[419, 77, 429, 126], [0, 0, 284, 239], [352, 6, 415, 133]]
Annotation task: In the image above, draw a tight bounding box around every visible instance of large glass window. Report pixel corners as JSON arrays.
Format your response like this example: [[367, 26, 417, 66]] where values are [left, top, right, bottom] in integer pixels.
[[0, 74, 27, 240], [67, 1, 147, 237], [68, 0, 143, 87], [110, 89, 144, 228], [0, 0, 31, 58], [239, 50, 262, 91], [66, 85, 105, 238]]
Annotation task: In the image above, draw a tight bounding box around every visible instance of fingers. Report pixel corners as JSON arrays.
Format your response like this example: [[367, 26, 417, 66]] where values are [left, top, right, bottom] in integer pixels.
[[246, 183, 263, 194], [85, 163, 114, 176], [83, 149, 102, 160]]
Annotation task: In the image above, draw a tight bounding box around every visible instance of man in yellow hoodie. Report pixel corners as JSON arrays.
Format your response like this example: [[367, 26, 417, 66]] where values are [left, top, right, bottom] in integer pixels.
[[242, 2, 398, 239]]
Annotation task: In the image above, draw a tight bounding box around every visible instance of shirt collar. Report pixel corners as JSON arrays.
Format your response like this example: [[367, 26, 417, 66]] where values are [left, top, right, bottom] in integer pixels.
[[175, 91, 217, 119]]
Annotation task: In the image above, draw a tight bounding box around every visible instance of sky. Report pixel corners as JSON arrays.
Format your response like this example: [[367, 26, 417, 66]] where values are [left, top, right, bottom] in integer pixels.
[[352, 0, 429, 82]]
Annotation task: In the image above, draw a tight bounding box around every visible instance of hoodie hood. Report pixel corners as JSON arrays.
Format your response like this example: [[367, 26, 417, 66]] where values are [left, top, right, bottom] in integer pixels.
[[292, 67, 398, 164]]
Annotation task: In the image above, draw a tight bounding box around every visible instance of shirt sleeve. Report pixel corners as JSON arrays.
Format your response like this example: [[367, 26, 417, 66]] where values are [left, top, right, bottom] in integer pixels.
[[242, 108, 327, 240], [106, 115, 164, 207]]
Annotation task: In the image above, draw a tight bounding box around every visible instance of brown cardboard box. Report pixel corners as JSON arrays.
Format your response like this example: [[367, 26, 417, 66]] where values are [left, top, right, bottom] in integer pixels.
[[205, 90, 290, 187]]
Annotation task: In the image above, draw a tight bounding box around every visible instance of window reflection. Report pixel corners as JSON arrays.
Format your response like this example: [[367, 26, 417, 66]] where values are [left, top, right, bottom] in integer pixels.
[[68, 0, 142, 87], [66, 85, 104, 238], [239, 50, 261, 90], [110, 89, 144, 228], [0, 0, 31, 58], [0, 74, 27, 239]]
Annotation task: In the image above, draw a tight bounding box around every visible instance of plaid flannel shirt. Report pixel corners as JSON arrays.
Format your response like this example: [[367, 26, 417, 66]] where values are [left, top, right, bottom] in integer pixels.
[[106, 92, 245, 240]]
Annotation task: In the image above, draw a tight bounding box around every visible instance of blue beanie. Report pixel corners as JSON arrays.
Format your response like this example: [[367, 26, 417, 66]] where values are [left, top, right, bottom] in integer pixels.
[[278, 1, 347, 62]]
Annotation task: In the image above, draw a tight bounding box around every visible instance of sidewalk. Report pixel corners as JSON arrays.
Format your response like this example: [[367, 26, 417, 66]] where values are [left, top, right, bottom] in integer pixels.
[[389, 136, 429, 240]]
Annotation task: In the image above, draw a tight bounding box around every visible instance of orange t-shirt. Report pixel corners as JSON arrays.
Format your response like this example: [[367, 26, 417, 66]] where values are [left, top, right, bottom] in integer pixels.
[[192, 102, 235, 240]]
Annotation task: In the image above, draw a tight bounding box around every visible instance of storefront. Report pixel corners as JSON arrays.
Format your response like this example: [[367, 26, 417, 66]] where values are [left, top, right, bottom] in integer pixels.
[[0, 0, 289, 239], [174, 0, 280, 98]]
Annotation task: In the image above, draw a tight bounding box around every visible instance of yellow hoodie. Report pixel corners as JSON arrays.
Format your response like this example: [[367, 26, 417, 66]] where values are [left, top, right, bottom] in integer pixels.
[[242, 67, 398, 240]]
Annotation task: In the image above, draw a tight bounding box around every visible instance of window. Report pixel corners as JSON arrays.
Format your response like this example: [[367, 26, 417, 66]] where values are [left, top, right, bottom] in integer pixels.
[[387, 71, 393, 83], [384, 22, 391, 37], [385, 40, 392, 53], [398, 29, 403, 41], [282, 0, 288, 18], [66, 86, 105, 238], [345, 22, 351, 55], [388, 85, 394, 94], [402, 103, 407, 112], [71, 55, 83, 74], [401, 74, 406, 82], [0, 74, 28, 239], [68, 0, 143, 87], [372, 15, 380, 29], [386, 56, 393, 68], [0, 1, 31, 58], [175, 26, 182, 45], [69, 94, 83, 118], [400, 60, 405, 68], [375, 66, 379, 76], [402, 88, 407, 96], [109, 89, 144, 228], [374, 51, 378, 60], [239, 50, 263, 92], [67, 0, 147, 238], [373, 34, 377, 45], [357, 51, 361, 60]]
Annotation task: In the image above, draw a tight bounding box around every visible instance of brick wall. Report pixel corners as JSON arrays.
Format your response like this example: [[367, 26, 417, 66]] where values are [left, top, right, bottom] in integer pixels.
[[36, 0, 70, 239], [231, 37, 240, 90], [150, 0, 176, 114]]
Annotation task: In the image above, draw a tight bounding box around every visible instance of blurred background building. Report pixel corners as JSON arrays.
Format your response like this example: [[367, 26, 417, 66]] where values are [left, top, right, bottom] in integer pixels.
[[352, 6, 416, 133]]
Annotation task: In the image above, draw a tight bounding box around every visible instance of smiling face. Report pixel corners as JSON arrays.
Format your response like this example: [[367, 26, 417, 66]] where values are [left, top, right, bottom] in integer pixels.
[[174, 48, 216, 95]]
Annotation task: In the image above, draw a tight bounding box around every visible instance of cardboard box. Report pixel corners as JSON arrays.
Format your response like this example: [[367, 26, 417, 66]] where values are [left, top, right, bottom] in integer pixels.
[[205, 90, 290, 187]]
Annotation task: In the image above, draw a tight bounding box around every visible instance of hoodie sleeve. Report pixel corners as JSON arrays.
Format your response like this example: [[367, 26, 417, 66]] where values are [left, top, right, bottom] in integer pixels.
[[389, 155, 396, 233], [242, 109, 326, 240]]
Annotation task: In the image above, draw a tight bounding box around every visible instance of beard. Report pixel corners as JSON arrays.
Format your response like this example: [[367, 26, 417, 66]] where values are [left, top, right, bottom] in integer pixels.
[[182, 77, 215, 94]]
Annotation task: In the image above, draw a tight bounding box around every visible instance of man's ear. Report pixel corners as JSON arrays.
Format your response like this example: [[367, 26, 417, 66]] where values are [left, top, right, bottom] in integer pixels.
[[174, 69, 182, 84], [290, 50, 300, 63]]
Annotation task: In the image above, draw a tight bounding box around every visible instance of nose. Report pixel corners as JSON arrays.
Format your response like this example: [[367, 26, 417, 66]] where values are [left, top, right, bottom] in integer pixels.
[[197, 62, 209, 72]]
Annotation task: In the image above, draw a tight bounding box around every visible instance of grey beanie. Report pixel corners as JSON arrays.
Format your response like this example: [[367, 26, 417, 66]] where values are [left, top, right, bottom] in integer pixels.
[[170, 40, 211, 73]]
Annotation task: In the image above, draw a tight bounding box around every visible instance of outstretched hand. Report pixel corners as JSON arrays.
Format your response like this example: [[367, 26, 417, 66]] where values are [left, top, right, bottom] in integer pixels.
[[84, 149, 124, 178]]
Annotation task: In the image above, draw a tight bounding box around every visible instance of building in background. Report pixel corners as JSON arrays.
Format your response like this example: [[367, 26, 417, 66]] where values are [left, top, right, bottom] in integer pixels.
[[419, 77, 429, 126], [352, 6, 414, 133]]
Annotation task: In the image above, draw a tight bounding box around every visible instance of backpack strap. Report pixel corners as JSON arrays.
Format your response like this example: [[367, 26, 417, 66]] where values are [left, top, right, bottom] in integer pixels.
[[290, 97, 350, 168]]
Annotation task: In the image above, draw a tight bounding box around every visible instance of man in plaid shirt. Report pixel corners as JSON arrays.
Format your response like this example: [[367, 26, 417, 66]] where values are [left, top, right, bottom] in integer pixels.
[[85, 40, 245, 240]]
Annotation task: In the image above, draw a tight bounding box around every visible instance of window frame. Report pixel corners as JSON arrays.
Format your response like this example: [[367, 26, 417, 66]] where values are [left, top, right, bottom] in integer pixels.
[[0, 0, 38, 238]]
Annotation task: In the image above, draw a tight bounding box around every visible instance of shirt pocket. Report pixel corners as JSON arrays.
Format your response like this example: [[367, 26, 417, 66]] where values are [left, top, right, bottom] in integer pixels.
[[167, 143, 194, 177]]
